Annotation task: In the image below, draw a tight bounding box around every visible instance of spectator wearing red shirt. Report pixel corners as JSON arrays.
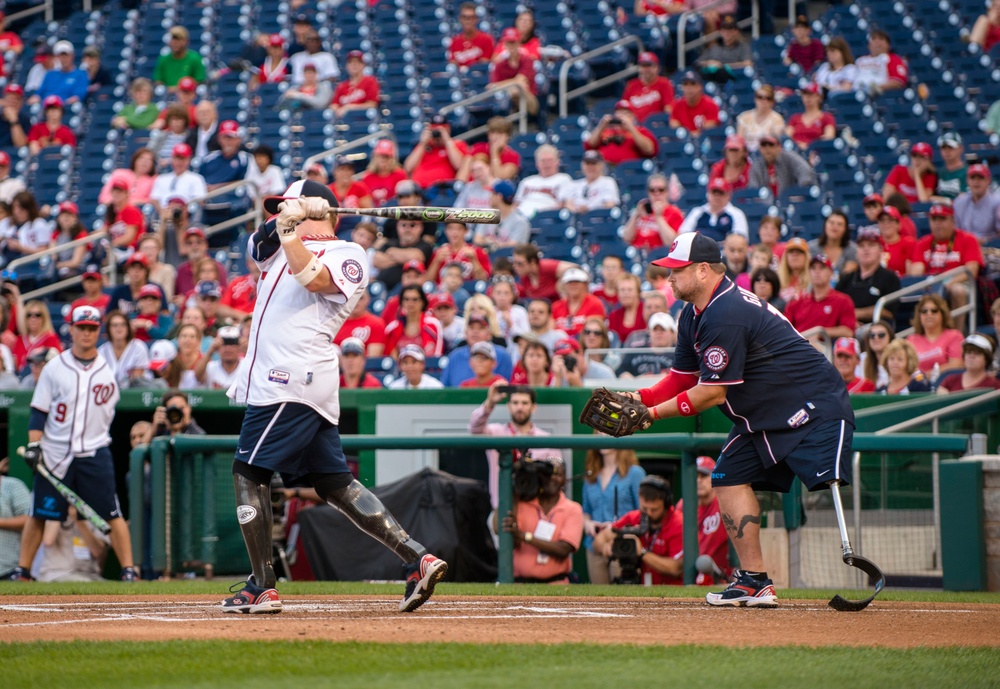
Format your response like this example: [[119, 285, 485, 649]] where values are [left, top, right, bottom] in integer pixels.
[[854, 28, 909, 95], [362, 139, 409, 206], [786, 83, 836, 150], [709, 134, 752, 190], [217, 257, 259, 322], [938, 334, 1000, 393], [784, 254, 857, 343], [669, 71, 721, 136], [403, 114, 469, 188], [883, 141, 937, 203], [621, 52, 675, 121], [551, 268, 606, 337], [783, 16, 825, 72], [27, 96, 76, 155], [174, 227, 228, 304], [334, 290, 386, 357], [909, 203, 983, 317], [833, 337, 877, 394], [328, 155, 373, 209], [251, 34, 288, 87], [12, 299, 63, 370], [675, 457, 733, 585], [384, 286, 444, 357], [0, 11, 24, 57], [512, 243, 580, 302], [593, 475, 684, 586], [104, 178, 146, 256], [459, 116, 520, 181], [332, 50, 379, 118], [489, 27, 539, 116], [877, 206, 917, 277], [448, 3, 494, 68], [493, 10, 542, 61], [338, 337, 384, 389], [585, 100, 658, 165], [606, 273, 646, 343], [622, 172, 684, 250], [427, 221, 492, 283], [70, 268, 112, 318]]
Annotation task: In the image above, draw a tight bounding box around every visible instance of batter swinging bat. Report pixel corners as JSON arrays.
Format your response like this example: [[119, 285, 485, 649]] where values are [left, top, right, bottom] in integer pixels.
[[17, 445, 112, 536], [334, 206, 501, 224]]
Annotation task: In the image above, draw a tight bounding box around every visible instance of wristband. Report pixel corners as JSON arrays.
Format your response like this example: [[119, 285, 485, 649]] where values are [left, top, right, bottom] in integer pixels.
[[676, 390, 697, 417], [278, 226, 299, 243], [649, 404, 660, 421], [292, 254, 322, 287]]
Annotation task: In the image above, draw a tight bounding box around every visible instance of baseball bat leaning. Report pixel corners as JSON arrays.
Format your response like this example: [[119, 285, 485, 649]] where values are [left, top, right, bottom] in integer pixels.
[[17, 446, 112, 536], [334, 206, 501, 224]]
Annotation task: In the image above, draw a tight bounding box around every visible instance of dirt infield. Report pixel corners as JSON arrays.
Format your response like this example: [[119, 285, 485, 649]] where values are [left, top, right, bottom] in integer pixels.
[[1, 595, 998, 647]]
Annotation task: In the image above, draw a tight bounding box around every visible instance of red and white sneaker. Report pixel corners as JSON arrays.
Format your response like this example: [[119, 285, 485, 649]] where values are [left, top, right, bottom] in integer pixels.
[[706, 570, 778, 608], [221, 579, 282, 614], [399, 554, 448, 613]]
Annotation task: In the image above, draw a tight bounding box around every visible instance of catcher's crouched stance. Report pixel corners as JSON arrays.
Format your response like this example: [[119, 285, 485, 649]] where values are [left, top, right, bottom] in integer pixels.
[[223, 180, 447, 614], [580, 232, 857, 609]]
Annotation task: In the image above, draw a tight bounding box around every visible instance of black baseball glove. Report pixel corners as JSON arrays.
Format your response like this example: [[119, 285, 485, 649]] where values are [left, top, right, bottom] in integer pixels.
[[19, 442, 42, 472], [579, 388, 653, 438]]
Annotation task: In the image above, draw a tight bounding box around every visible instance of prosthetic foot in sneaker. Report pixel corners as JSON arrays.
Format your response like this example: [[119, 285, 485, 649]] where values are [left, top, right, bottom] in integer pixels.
[[399, 554, 448, 613], [221, 577, 282, 614], [706, 570, 778, 607], [3, 566, 34, 582]]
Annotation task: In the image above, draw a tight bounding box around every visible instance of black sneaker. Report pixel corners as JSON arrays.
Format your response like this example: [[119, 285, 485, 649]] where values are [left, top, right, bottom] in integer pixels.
[[3, 566, 34, 582], [705, 570, 778, 607], [119, 566, 139, 582], [399, 554, 448, 613], [221, 579, 282, 614]]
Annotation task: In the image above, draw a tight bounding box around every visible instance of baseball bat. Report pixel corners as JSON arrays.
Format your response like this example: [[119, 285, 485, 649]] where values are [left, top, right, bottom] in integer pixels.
[[18, 446, 112, 536], [335, 206, 501, 224]]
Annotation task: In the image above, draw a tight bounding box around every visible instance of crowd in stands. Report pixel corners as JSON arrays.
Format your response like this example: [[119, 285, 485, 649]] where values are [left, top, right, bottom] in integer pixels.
[[0, 2, 999, 399]]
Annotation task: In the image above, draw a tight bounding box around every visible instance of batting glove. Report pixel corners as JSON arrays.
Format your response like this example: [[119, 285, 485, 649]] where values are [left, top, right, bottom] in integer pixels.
[[299, 196, 331, 220], [21, 442, 42, 472], [276, 199, 307, 242]]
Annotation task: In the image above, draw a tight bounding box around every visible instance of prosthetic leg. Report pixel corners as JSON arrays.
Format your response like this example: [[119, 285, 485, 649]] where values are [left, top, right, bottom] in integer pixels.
[[222, 463, 283, 614]]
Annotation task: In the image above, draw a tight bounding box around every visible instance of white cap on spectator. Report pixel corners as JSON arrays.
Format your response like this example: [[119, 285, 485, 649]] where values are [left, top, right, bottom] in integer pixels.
[[53, 40, 74, 55], [561, 268, 590, 284], [648, 312, 677, 332]]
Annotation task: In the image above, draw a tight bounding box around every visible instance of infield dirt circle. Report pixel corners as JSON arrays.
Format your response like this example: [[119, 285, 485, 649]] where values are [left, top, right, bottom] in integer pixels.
[[1, 595, 998, 647]]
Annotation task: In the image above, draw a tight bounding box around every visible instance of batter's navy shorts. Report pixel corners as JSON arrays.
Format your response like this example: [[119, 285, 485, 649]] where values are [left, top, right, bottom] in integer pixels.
[[235, 402, 350, 479], [713, 419, 853, 492], [31, 446, 122, 522]]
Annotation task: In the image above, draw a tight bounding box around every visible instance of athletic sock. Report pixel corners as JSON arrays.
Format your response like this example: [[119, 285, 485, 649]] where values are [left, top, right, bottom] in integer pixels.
[[744, 571, 769, 581]]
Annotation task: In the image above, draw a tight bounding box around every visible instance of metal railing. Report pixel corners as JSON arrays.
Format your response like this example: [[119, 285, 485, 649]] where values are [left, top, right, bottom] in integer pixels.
[[441, 82, 530, 138], [871, 266, 977, 336], [132, 431, 971, 583], [5, 0, 53, 24], [13, 231, 112, 301], [677, 0, 759, 70], [195, 179, 263, 241], [557, 36, 645, 119], [301, 129, 396, 179]]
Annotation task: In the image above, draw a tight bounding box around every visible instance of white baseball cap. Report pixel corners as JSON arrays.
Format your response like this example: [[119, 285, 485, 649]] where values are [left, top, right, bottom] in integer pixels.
[[149, 339, 178, 372], [648, 312, 677, 332], [561, 267, 590, 284]]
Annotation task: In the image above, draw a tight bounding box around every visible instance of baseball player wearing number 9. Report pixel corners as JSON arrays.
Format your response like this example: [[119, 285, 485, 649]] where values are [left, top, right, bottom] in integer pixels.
[[580, 232, 854, 608], [4, 305, 139, 582], [223, 180, 447, 614]]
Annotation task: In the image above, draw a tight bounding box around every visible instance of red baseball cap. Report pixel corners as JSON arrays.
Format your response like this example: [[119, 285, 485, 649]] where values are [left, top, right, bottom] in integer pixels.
[[879, 206, 901, 222], [218, 119, 241, 138], [126, 252, 149, 267], [4, 83, 23, 97], [799, 82, 821, 95], [651, 232, 722, 269], [759, 133, 780, 145], [43, 95, 63, 109], [863, 192, 884, 205], [637, 51, 659, 65], [0, 151, 10, 167], [553, 338, 582, 356], [614, 99, 633, 112], [373, 139, 395, 156], [428, 292, 456, 309], [929, 203, 954, 217], [403, 259, 425, 273], [501, 27, 519, 42], [696, 456, 716, 474], [724, 134, 746, 150], [968, 163, 991, 179], [184, 226, 206, 239], [910, 142, 933, 158], [172, 142, 193, 158], [268, 33, 284, 47], [110, 178, 130, 191], [855, 226, 884, 247], [346, 49, 365, 62], [810, 253, 833, 269], [834, 337, 860, 357], [708, 177, 733, 193], [81, 267, 102, 281], [177, 76, 197, 92], [58, 201, 79, 215], [138, 283, 162, 300]]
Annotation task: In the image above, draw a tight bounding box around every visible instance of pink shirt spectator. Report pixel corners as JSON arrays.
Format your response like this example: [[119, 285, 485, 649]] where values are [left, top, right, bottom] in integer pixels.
[[907, 330, 964, 373]]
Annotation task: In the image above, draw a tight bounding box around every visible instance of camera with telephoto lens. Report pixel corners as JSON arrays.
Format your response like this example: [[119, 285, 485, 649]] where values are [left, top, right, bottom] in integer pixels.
[[512, 455, 555, 501], [563, 354, 577, 372], [172, 207, 183, 223], [608, 117, 621, 126], [165, 405, 185, 425], [610, 514, 650, 585]]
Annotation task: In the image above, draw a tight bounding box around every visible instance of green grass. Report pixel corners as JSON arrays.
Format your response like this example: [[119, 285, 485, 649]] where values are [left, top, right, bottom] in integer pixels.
[[1, 641, 997, 689], [2, 580, 999, 605]]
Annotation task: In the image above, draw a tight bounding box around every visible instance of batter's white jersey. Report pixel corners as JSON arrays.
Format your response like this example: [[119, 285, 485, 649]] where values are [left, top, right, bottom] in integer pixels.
[[31, 350, 120, 480], [228, 237, 368, 424]]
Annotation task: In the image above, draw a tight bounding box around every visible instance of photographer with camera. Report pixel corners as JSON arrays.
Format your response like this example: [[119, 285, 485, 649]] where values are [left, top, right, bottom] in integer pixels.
[[145, 389, 206, 443], [500, 454, 583, 584], [622, 173, 684, 251], [584, 101, 658, 166], [592, 475, 684, 585], [193, 325, 243, 390]]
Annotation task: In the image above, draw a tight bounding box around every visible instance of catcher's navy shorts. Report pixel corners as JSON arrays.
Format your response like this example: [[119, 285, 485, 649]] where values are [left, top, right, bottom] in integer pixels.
[[235, 402, 350, 478], [713, 419, 853, 492], [31, 446, 122, 522]]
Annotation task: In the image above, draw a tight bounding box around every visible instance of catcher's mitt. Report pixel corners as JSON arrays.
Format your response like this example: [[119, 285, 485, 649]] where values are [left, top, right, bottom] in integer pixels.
[[579, 388, 652, 438]]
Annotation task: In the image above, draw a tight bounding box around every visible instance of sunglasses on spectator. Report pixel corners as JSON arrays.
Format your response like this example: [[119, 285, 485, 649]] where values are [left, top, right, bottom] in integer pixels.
[[759, 141, 777, 147], [920, 308, 940, 314], [869, 331, 889, 339], [755, 94, 774, 101], [26, 312, 44, 318], [648, 186, 667, 192], [582, 329, 603, 336]]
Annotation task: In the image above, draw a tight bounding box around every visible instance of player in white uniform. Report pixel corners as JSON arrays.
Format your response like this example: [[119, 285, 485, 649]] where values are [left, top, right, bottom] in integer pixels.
[[222, 180, 447, 614], [5, 305, 138, 582]]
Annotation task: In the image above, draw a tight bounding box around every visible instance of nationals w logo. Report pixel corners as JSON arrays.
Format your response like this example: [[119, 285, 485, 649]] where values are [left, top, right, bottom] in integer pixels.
[[92, 382, 116, 405]]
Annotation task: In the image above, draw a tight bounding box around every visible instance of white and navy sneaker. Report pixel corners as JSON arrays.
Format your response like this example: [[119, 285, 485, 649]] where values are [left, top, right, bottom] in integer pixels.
[[399, 554, 448, 613], [221, 578, 282, 614], [706, 570, 778, 607]]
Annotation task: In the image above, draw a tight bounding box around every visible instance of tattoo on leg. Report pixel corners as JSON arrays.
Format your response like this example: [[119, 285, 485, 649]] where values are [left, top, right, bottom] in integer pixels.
[[722, 512, 761, 539]]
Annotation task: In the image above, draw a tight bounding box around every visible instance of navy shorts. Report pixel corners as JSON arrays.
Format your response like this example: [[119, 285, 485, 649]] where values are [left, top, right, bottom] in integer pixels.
[[31, 446, 122, 522], [713, 419, 853, 492], [235, 402, 350, 480]]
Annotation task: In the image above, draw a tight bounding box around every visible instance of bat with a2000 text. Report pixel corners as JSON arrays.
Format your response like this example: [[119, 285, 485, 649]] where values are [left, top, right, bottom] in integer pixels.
[[18, 444, 112, 535], [333, 206, 501, 224]]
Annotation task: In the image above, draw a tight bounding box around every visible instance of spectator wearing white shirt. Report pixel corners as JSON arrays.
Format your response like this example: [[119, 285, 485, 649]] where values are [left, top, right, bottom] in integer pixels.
[[246, 144, 287, 200], [194, 326, 243, 390], [562, 150, 621, 213], [388, 345, 445, 389], [149, 143, 208, 242], [287, 30, 339, 85], [513, 144, 573, 218]]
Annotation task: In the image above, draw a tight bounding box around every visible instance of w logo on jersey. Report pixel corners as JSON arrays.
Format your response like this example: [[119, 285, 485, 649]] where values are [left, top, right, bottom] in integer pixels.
[[352, 325, 371, 341], [92, 382, 116, 405]]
